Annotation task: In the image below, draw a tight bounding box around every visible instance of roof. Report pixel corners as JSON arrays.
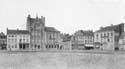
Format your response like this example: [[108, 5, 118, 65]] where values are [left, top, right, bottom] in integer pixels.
[[61, 34, 72, 42], [74, 30, 94, 36], [27, 15, 45, 25], [96, 23, 124, 33], [45, 27, 60, 33], [0, 32, 6, 36], [7, 29, 29, 34]]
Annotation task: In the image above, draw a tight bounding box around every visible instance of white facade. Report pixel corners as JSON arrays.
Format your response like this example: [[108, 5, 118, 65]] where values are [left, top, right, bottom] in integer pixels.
[[94, 31, 119, 50], [61, 41, 72, 50], [7, 34, 30, 51], [71, 30, 94, 50], [44, 31, 62, 51], [119, 32, 125, 50]]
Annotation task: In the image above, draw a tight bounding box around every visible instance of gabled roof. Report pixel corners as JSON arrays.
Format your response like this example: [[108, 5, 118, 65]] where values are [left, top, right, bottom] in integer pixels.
[[0, 32, 6, 36], [45, 27, 60, 33], [7, 29, 29, 34], [61, 34, 72, 42]]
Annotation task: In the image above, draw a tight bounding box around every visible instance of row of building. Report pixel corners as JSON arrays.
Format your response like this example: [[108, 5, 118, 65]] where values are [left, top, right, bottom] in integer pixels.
[[0, 14, 124, 51]]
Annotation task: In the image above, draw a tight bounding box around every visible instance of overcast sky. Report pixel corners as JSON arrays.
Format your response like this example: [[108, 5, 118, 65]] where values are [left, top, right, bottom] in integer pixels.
[[0, 0, 125, 34]]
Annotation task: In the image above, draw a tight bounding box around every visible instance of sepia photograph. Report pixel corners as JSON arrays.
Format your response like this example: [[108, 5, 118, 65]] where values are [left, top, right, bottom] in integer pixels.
[[0, 0, 125, 69]]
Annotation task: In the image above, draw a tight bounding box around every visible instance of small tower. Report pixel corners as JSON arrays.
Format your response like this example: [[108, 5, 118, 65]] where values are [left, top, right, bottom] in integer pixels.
[[26, 14, 31, 31], [41, 16, 45, 26], [27, 14, 31, 18]]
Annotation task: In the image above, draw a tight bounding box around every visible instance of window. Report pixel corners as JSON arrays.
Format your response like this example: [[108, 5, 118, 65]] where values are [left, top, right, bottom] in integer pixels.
[[35, 45, 37, 48], [38, 45, 40, 49], [111, 32, 113, 36], [55, 45, 56, 48], [107, 33, 110, 37], [52, 45, 53, 48], [60, 46, 62, 49], [49, 45, 50, 48], [8, 35, 11, 37], [107, 39, 110, 42], [57, 45, 59, 49], [12, 35, 14, 37], [45, 45, 47, 48], [12, 46, 13, 48], [101, 33, 103, 38], [27, 39, 28, 42], [23, 39, 25, 41], [104, 33, 106, 37], [20, 39, 22, 42], [96, 34, 98, 38], [15, 44, 17, 48], [85, 40, 87, 44]]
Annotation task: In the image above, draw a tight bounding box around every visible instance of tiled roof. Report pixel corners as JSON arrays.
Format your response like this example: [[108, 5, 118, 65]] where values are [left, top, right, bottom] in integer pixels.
[[45, 27, 60, 33], [7, 29, 29, 34]]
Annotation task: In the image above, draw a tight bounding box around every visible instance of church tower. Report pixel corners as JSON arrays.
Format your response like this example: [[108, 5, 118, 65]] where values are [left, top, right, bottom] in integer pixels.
[[26, 14, 45, 51]]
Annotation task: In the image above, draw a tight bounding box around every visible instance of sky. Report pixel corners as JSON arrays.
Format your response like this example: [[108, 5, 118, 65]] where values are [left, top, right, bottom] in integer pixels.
[[0, 0, 125, 34]]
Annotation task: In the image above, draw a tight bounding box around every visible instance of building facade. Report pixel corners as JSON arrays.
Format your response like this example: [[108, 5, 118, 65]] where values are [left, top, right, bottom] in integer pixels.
[[27, 15, 45, 51], [72, 30, 94, 50], [7, 29, 30, 51], [27, 14, 62, 51], [94, 23, 124, 51], [0, 32, 7, 50], [44, 27, 62, 51], [61, 34, 72, 50], [119, 32, 125, 50]]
